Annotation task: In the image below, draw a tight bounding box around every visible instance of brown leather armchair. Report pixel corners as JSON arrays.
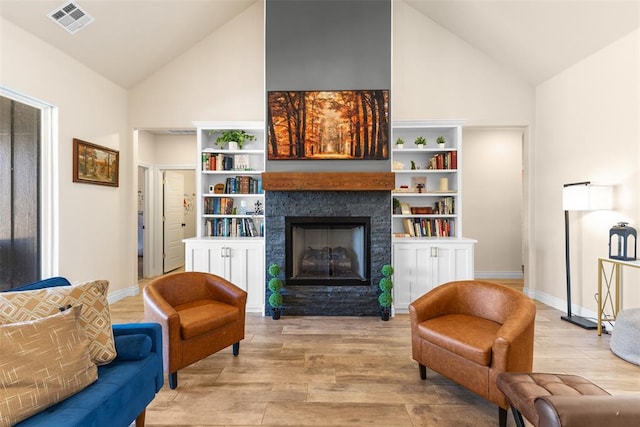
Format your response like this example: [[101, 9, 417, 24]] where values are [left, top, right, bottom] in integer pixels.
[[409, 280, 536, 427], [143, 272, 247, 389]]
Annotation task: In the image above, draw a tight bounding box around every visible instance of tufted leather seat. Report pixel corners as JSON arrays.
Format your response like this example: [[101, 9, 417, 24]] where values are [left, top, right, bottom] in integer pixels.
[[497, 372, 640, 427], [143, 272, 247, 389], [409, 280, 536, 427]]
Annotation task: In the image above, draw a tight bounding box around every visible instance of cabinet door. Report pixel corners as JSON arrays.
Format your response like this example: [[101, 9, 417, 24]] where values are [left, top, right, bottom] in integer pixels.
[[185, 241, 228, 276], [432, 243, 474, 285], [227, 242, 264, 312], [392, 244, 415, 309]]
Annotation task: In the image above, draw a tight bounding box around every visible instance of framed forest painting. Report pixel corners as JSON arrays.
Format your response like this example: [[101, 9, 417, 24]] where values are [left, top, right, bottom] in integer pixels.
[[72, 138, 119, 187], [267, 90, 389, 160]]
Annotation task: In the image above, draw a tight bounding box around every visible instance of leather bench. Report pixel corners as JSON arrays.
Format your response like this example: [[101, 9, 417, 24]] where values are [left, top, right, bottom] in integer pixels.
[[496, 372, 640, 427]]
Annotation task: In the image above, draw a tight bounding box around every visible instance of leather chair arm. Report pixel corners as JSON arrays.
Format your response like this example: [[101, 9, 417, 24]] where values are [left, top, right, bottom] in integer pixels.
[[409, 285, 451, 324], [535, 395, 640, 427], [143, 286, 182, 371], [492, 301, 536, 371], [204, 275, 248, 308]]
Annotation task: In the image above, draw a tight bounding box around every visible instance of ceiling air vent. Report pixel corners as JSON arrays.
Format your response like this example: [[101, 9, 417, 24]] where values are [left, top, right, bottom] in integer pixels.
[[168, 129, 197, 135], [47, 2, 94, 35]]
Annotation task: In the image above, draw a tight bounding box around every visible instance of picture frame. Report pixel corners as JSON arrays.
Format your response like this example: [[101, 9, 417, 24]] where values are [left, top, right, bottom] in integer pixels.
[[267, 89, 389, 160], [73, 138, 119, 187]]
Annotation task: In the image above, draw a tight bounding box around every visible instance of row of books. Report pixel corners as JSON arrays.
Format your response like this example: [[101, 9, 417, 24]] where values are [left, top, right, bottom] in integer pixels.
[[401, 218, 455, 237], [223, 176, 262, 194], [205, 218, 262, 238], [204, 197, 235, 215], [435, 196, 455, 214], [428, 151, 457, 170], [202, 153, 252, 171]]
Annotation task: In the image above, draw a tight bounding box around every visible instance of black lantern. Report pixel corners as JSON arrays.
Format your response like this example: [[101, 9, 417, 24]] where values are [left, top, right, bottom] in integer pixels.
[[609, 222, 637, 261]]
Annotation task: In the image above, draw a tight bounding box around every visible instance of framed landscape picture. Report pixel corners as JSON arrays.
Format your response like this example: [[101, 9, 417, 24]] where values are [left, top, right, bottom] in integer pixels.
[[267, 89, 389, 160], [73, 138, 119, 187]]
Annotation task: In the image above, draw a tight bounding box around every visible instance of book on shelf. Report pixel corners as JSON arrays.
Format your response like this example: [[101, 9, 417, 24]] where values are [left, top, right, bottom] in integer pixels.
[[205, 217, 261, 238], [204, 197, 235, 215], [428, 151, 457, 170], [400, 203, 411, 215], [400, 218, 455, 237], [222, 176, 263, 194]]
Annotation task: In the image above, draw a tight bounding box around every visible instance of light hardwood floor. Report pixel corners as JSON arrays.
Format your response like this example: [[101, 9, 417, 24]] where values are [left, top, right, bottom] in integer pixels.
[[110, 277, 640, 427]]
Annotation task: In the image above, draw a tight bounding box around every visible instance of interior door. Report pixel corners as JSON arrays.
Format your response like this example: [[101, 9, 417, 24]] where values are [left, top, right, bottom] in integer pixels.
[[163, 171, 185, 273]]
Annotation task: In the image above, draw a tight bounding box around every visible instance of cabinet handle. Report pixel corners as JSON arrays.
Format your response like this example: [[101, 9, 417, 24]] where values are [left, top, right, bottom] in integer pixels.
[[431, 247, 438, 257], [226, 247, 231, 258], [221, 247, 228, 258]]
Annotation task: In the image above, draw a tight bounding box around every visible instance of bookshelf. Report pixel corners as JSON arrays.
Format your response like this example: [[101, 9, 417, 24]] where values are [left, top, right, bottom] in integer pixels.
[[184, 121, 266, 313], [195, 121, 265, 239], [391, 120, 476, 313], [391, 120, 463, 238]]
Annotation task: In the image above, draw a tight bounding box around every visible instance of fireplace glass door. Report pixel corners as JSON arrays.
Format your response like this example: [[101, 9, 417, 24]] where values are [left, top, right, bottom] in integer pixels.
[[285, 217, 370, 286]]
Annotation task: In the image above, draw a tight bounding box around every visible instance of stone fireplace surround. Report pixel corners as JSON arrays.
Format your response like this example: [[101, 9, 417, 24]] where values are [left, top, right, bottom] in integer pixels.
[[264, 173, 393, 316]]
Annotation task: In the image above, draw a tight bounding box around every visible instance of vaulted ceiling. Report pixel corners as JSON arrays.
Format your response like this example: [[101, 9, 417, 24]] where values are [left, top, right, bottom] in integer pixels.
[[1, 0, 638, 89]]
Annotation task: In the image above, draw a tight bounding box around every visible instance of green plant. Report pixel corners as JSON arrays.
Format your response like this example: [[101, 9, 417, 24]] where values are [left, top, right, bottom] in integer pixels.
[[209, 129, 256, 149], [267, 263, 283, 310], [378, 264, 394, 309], [395, 137, 405, 145], [414, 136, 426, 146], [436, 136, 446, 145]]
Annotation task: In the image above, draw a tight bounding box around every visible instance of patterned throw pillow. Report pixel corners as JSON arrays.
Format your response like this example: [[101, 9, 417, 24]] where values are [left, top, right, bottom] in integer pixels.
[[0, 307, 98, 427], [0, 280, 116, 365]]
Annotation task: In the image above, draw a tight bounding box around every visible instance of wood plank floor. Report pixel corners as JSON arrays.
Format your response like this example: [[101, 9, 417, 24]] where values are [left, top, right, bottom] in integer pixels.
[[110, 278, 640, 427]]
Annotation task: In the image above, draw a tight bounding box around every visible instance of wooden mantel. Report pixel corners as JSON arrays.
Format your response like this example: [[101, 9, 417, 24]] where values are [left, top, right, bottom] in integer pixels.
[[262, 172, 395, 191]]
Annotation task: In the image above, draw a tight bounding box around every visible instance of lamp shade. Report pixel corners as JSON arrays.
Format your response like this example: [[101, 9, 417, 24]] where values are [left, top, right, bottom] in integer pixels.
[[563, 183, 612, 211]]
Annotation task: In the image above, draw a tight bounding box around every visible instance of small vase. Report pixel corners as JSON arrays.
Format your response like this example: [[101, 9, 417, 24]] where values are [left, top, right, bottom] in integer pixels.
[[380, 307, 390, 321], [396, 144, 404, 150], [228, 141, 239, 150], [417, 145, 424, 149], [438, 143, 445, 149], [272, 308, 281, 320]]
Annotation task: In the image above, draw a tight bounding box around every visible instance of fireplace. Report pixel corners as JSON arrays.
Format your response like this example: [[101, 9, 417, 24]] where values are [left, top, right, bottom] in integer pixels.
[[286, 216, 370, 286], [264, 189, 391, 316]]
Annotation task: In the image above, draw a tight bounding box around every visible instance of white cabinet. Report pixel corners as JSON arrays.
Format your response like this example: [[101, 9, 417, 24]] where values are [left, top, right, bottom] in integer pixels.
[[184, 238, 265, 313], [393, 235, 476, 313]]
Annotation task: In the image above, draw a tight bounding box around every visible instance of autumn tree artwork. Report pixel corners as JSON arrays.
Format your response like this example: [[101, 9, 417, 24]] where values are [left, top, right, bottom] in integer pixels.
[[268, 90, 389, 160]]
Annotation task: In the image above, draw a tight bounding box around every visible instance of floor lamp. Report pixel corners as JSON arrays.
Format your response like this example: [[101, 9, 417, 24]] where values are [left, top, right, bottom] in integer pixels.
[[562, 182, 612, 329]]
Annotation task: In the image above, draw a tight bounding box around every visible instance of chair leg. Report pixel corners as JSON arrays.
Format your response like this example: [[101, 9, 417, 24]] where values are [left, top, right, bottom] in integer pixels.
[[233, 341, 240, 356], [168, 372, 178, 389], [510, 404, 526, 427], [419, 363, 427, 380], [135, 409, 146, 427], [499, 407, 507, 427]]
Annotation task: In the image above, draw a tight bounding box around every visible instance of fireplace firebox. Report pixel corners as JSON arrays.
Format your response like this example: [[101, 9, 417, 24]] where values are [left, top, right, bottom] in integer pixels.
[[285, 216, 371, 286]]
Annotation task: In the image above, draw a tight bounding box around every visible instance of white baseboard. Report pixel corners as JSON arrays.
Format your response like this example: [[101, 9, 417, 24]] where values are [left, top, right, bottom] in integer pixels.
[[107, 284, 140, 305], [474, 271, 523, 279], [526, 288, 599, 324]]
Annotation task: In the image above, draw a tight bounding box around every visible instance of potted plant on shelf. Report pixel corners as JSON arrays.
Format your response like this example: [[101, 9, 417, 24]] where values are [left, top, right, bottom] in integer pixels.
[[267, 263, 283, 319], [209, 129, 256, 150], [414, 136, 426, 149], [378, 264, 394, 321], [436, 136, 446, 148], [395, 137, 405, 149]]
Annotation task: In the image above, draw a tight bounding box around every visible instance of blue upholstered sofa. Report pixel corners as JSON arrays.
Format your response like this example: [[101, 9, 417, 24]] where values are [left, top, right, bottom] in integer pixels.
[[3, 277, 164, 427]]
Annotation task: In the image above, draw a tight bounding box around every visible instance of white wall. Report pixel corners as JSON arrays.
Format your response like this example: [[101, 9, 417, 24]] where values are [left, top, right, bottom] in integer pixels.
[[393, 1, 534, 126], [128, 1, 265, 128], [1, 18, 136, 298], [463, 128, 523, 278], [533, 30, 640, 315]]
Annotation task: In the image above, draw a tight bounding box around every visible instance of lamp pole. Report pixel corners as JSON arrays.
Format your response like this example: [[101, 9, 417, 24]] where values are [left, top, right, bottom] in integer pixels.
[[561, 182, 597, 329]]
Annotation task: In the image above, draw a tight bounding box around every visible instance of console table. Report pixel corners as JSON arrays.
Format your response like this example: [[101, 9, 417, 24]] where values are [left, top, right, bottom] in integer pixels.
[[597, 257, 640, 335]]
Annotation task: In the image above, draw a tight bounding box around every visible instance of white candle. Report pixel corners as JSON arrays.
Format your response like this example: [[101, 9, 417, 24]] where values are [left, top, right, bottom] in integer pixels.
[[439, 178, 449, 192]]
